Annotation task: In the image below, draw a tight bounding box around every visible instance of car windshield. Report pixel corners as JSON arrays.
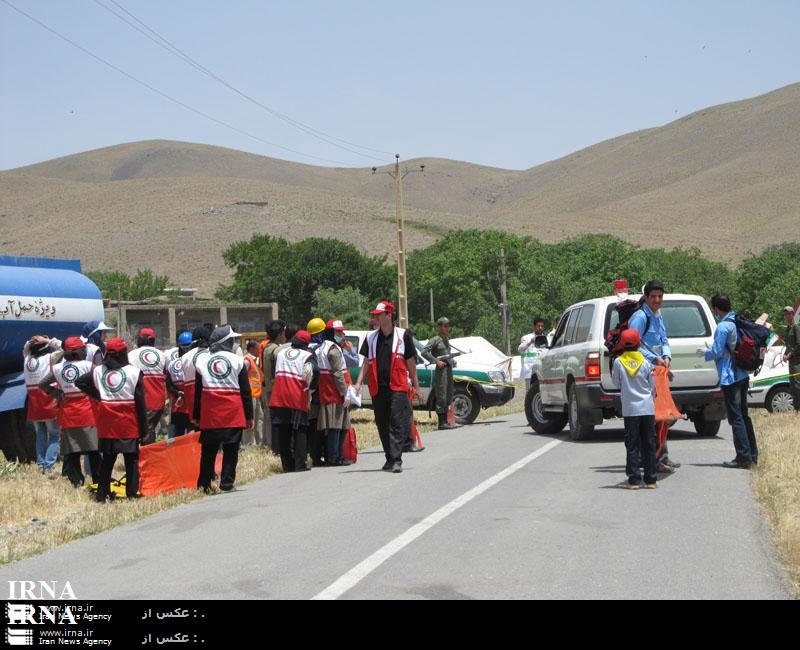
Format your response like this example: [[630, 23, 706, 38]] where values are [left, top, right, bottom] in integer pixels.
[[606, 300, 711, 338]]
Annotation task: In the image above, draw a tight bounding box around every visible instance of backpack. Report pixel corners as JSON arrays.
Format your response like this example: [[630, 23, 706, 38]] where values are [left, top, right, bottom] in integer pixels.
[[604, 298, 651, 368], [731, 315, 771, 374]]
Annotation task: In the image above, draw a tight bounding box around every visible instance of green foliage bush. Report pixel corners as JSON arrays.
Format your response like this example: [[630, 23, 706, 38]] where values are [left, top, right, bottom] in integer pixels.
[[217, 231, 798, 348], [87, 269, 171, 302]]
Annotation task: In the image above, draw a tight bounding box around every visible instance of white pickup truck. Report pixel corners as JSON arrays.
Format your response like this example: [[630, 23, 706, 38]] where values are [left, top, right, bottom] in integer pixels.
[[526, 292, 726, 440]]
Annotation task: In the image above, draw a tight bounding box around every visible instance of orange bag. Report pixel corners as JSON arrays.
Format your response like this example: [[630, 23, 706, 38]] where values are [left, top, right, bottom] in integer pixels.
[[138, 431, 222, 497], [343, 426, 358, 463], [653, 366, 681, 457]]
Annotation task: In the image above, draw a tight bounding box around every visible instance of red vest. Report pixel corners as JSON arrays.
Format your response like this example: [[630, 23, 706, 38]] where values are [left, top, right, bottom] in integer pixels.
[[93, 364, 142, 439], [315, 341, 345, 405], [178, 349, 204, 418], [195, 351, 246, 429], [23, 353, 58, 421], [52, 359, 95, 428], [129, 346, 167, 411], [366, 327, 410, 397], [269, 347, 313, 412]]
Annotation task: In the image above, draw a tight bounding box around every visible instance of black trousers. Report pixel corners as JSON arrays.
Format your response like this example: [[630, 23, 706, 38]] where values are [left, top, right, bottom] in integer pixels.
[[198, 442, 240, 491], [97, 450, 139, 501], [276, 422, 308, 472], [373, 389, 412, 464], [624, 415, 657, 485], [141, 409, 164, 445], [170, 412, 192, 437], [63, 451, 100, 488]]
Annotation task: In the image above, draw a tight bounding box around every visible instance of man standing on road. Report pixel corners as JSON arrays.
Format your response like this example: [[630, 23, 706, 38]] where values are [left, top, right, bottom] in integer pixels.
[[705, 293, 758, 469], [129, 328, 167, 445], [354, 301, 424, 473], [629, 280, 680, 473], [422, 317, 460, 430], [518, 317, 547, 391], [782, 305, 800, 414], [261, 320, 286, 451], [194, 325, 253, 492]]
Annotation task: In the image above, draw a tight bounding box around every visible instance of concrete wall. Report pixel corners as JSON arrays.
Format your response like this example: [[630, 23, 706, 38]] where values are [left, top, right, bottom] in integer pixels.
[[105, 303, 278, 348]]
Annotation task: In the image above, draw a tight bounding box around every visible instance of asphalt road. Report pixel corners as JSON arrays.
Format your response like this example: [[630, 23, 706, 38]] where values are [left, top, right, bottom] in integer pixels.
[[1, 413, 791, 600]]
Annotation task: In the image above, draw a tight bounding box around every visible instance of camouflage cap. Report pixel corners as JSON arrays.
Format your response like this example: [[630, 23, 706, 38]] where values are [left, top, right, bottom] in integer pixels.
[[437, 317, 452, 326]]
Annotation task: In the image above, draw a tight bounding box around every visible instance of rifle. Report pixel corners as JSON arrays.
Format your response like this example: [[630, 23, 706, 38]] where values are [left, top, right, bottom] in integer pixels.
[[435, 344, 470, 369]]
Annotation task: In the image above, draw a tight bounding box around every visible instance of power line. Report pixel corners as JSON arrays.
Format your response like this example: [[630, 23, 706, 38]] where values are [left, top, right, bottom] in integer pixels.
[[1, 0, 362, 167], [94, 0, 394, 162]]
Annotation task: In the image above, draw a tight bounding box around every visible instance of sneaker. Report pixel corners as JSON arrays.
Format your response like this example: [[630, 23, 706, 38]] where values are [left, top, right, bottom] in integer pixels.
[[665, 459, 681, 469], [645, 483, 658, 489], [657, 462, 675, 474], [391, 462, 403, 474], [722, 459, 751, 469], [382, 462, 393, 472], [626, 483, 641, 490]]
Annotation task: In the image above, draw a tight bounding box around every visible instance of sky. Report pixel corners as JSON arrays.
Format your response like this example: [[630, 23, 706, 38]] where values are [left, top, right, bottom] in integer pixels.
[[1, 0, 799, 171]]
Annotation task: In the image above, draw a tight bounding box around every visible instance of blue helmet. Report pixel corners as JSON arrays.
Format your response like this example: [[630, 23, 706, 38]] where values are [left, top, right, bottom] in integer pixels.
[[177, 331, 193, 346]]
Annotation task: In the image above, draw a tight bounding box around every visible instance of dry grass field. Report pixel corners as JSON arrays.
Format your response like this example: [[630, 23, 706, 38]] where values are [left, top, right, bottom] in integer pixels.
[[751, 411, 800, 596], [2, 83, 799, 295]]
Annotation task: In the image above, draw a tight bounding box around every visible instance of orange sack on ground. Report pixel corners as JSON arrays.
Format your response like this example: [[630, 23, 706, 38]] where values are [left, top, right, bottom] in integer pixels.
[[653, 365, 681, 457], [138, 431, 222, 497]]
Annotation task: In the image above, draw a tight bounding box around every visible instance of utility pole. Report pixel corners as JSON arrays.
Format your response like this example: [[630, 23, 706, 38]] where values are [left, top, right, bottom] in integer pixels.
[[499, 248, 510, 356], [429, 287, 435, 322], [373, 155, 425, 329]]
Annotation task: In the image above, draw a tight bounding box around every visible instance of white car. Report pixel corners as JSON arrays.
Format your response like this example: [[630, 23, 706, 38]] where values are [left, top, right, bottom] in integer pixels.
[[748, 344, 795, 412]]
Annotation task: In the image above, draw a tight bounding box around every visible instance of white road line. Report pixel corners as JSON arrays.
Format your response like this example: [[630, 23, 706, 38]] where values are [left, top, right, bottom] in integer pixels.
[[312, 437, 565, 600]]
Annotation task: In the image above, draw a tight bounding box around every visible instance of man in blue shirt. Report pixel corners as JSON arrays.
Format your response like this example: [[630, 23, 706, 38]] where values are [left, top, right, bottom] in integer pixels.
[[704, 293, 757, 469], [629, 280, 679, 472]]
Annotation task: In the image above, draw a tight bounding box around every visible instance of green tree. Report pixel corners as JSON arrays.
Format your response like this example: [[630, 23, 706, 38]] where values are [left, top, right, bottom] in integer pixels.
[[312, 286, 371, 329], [736, 242, 800, 321], [217, 234, 395, 322], [87, 269, 171, 301]]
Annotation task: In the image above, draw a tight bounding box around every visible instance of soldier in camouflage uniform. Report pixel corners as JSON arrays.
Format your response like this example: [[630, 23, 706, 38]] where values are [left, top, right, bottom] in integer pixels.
[[422, 317, 460, 430]]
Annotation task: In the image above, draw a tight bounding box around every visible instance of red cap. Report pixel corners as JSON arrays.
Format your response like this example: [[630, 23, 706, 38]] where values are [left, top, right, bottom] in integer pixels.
[[64, 336, 86, 351], [620, 328, 641, 350], [370, 300, 395, 315], [139, 328, 156, 339], [326, 318, 346, 331], [106, 338, 128, 354], [294, 330, 311, 344]]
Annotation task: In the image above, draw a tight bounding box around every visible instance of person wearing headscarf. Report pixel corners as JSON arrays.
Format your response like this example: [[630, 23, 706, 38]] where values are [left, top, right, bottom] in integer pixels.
[[193, 325, 253, 493], [269, 330, 319, 472], [81, 320, 115, 367], [129, 328, 168, 445], [22, 335, 63, 472], [76, 338, 147, 502], [315, 319, 352, 466], [39, 337, 100, 487]]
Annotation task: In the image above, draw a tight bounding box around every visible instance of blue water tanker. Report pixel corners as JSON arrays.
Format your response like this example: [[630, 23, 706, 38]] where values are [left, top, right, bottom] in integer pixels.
[[0, 256, 105, 460]]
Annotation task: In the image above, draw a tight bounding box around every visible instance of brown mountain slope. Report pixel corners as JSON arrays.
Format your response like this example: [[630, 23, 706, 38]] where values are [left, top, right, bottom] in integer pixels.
[[2, 82, 798, 295]]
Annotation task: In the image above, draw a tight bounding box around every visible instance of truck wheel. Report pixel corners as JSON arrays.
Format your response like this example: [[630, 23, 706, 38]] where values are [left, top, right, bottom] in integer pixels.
[[0, 410, 36, 463], [766, 386, 795, 413], [453, 385, 481, 425], [567, 387, 594, 441], [525, 382, 567, 434], [693, 414, 722, 437]]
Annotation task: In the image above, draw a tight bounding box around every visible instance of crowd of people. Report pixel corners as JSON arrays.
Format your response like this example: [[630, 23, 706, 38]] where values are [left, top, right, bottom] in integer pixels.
[[21, 299, 446, 501]]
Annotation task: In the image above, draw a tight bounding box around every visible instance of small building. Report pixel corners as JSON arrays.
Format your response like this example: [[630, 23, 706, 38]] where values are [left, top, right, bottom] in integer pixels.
[[106, 302, 278, 348]]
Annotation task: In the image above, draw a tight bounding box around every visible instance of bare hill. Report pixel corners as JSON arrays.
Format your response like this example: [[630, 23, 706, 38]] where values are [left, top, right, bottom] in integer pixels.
[[2, 83, 798, 296]]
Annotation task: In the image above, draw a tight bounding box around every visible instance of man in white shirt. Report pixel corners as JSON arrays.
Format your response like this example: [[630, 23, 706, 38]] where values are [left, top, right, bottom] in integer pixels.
[[519, 317, 547, 390]]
